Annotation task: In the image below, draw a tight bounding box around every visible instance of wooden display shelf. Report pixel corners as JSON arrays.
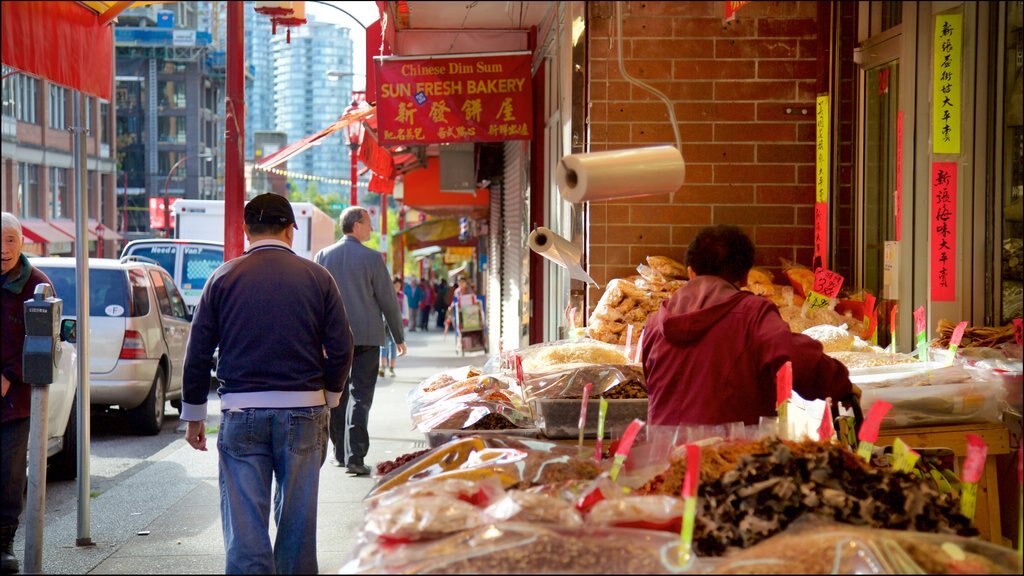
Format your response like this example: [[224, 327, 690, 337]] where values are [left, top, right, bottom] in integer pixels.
[[874, 421, 1011, 546]]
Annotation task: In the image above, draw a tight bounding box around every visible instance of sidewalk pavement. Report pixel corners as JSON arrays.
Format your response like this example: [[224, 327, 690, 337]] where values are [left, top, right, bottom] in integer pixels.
[[17, 326, 489, 574]]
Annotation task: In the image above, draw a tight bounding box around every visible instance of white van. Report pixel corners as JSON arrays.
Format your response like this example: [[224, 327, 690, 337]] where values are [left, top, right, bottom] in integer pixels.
[[120, 239, 224, 315]]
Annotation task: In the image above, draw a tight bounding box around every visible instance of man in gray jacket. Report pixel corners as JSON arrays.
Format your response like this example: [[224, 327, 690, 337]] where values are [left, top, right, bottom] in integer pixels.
[[315, 206, 406, 476]]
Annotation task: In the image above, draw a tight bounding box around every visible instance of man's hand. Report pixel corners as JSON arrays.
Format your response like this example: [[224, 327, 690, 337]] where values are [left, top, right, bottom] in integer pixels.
[[1, 375, 9, 398], [185, 420, 207, 451], [396, 342, 408, 358], [850, 384, 862, 403]]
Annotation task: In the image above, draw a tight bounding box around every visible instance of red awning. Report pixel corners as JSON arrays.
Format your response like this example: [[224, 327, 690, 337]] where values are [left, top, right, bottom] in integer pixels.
[[49, 219, 100, 242], [256, 106, 377, 170], [90, 218, 123, 241], [1, 1, 114, 100], [19, 219, 75, 245]]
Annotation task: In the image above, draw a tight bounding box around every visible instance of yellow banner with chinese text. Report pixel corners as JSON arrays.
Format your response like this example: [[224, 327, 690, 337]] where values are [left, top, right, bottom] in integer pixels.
[[932, 14, 962, 155]]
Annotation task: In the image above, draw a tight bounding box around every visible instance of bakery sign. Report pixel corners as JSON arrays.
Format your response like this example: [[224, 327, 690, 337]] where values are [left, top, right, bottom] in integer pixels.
[[374, 52, 532, 146]]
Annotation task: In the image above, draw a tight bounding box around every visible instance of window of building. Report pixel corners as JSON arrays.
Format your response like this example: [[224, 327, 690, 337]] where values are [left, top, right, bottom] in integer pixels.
[[158, 116, 187, 143], [50, 167, 70, 219], [2, 70, 39, 124], [159, 151, 185, 175], [18, 163, 40, 218], [48, 84, 67, 129], [158, 80, 186, 109], [100, 100, 110, 143], [84, 96, 92, 131]]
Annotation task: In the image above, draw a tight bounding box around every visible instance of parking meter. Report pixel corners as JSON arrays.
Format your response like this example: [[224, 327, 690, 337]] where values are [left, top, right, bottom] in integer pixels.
[[23, 282, 61, 574], [23, 283, 62, 385]]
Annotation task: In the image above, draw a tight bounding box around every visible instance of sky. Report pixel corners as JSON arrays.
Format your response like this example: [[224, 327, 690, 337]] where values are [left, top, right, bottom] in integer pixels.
[[304, 1, 382, 91]]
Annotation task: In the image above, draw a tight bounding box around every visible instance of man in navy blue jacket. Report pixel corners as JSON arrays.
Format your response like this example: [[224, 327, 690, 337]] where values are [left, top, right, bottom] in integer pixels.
[[181, 193, 353, 575]]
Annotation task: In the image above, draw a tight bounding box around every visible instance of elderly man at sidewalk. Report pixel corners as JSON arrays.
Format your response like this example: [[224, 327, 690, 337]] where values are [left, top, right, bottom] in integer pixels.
[[315, 206, 406, 476]]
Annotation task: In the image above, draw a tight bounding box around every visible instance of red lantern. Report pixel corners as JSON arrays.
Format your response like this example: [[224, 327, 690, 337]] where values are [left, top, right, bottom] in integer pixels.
[[273, 2, 307, 44]]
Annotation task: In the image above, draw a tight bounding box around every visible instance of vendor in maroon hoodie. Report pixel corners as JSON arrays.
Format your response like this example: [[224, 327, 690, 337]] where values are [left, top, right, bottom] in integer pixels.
[[642, 225, 857, 426]]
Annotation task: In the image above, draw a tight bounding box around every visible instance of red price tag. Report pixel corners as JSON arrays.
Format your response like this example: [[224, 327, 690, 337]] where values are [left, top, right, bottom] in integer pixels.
[[812, 268, 844, 299], [949, 321, 969, 348], [682, 444, 701, 498], [775, 361, 792, 409], [817, 397, 834, 441], [864, 292, 878, 338], [859, 400, 892, 444], [1014, 317, 1022, 346], [634, 327, 645, 363], [889, 304, 898, 331], [913, 306, 926, 335], [962, 433, 988, 484], [514, 354, 524, 384], [615, 419, 645, 457]]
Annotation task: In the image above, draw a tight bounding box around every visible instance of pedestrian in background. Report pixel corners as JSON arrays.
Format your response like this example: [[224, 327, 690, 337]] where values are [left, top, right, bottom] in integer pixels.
[[418, 277, 433, 331], [315, 206, 406, 476], [433, 278, 450, 328], [1, 212, 54, 575], [180, 194, 353, 574], [380, 277, 408, 377], [407, 278, 422, 332]]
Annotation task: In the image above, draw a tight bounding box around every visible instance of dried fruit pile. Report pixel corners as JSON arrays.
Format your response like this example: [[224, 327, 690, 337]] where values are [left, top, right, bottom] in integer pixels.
[[375, 448, 432, 477], [637, 438, 976, 557]]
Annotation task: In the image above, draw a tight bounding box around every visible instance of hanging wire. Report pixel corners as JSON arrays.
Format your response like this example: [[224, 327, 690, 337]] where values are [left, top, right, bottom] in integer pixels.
[[446, 2, 480, 54]]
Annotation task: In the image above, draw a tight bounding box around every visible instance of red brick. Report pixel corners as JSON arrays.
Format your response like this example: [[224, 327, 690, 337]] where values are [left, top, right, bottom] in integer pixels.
[[757, 102, 816, 122], [675, 102, 756, 122], [798, 39, 819, 59], [796, 164, 816, 185], [715, 38, 799, 59], [714, 205, 795, 225], [715, 81, 796, 100], [631, 204, 712, 225], [795, 206, 815, 225], [609, 102, 676, 122], [756, 143, 814, 163], [757, 60, 817, 80], [682, 143, 755, 164], [612, 59, 674, 81], [589, 245, 607, 266], [714, 163, 795, 184], [590, 204, 608, 224], [796, 123, 816, 142], [590, 224, 608, 244], [673, 59, 756, 80], [633, 2, 719, 17], [757, 18, 818, 38], [622, 17, 675, 38], [631, 123, 710, 145], [631, 247, 686, 268], [607, 265, 641, 280], [605, 244, 635, 266], [754, 226, 815, 246], [670, 225, 708, 246], [679, 184, 755, 204], [758, 246, 801, 267], [633, 38, 715, 59], [794, 247, 816, 267], [796, 80, 818, 100], [757, 185, 814, 204], [715, 122, 797, 143], [675, 18, 756, 38], [681, 164, 714, 184], [607, 224, 672, 245]]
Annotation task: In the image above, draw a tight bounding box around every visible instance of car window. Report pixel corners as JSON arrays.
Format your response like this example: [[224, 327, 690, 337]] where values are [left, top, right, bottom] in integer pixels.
[[182, 246, 223, 292], [148, 269, 173, 316], [36, 267, 131, 317], [125, 244, 176, 275], [162, 271, 189, 319], [127, 268, 151, 317]]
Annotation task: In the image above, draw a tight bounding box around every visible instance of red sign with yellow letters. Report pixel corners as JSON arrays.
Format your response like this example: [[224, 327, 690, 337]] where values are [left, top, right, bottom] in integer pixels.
[[374, 53, 532, 146]]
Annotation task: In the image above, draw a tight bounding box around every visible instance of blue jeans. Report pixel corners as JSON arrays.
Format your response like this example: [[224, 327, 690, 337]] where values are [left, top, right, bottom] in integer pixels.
[[217, 406, 328, 574], [0, 418, 30, 530], [380, 334, 397, 363]]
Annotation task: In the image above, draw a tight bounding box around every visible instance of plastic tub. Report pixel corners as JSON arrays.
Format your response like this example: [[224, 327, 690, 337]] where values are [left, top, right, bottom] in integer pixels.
[[860, 378, 1006, 428]]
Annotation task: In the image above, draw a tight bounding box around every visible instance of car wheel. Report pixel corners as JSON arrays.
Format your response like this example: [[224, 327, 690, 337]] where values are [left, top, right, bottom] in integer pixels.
[[48, 397, 78, 481], [128, 367, 165, 436]]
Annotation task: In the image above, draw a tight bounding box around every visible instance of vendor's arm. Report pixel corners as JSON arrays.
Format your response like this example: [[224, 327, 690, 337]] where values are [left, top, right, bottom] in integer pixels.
[[755, 306, 852, 402]]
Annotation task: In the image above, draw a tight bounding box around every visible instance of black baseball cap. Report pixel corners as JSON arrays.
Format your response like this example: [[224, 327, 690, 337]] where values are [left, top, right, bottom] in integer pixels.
[[244, 193, 297, 229]]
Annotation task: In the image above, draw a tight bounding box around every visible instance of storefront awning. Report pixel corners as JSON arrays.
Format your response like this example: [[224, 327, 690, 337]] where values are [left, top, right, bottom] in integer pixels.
[[395, 217, 479, 250], [256, 106, 378, 170], [49, 219, 99, 242], [19, 219, 75, 245], [90, 218, 123, 241], [409, 245, 443, 261], [401, 157, 489, 220]]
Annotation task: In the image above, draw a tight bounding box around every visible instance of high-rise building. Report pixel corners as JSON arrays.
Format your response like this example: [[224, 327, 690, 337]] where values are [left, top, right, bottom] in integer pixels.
[[272, 18, 354, 197], [245, 6, 276, 160]]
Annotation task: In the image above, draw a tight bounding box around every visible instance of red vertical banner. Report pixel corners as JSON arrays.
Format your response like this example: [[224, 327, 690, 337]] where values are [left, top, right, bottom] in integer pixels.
[[813, 202, 828, 270], [930, 162, 957, 301], [724, 1, 750, 22], [896, 111, 903, 241]]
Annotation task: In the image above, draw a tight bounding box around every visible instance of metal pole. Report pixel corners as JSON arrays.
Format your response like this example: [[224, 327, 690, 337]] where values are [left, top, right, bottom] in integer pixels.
[[380, 192, 387, 262], [164, 156, 188, 239], [121, 171, 128, 235], [23, 385, 48, 573], [224, 1, 245, 260], [350, 143, 358, 207], [73, 90, 94, 547]]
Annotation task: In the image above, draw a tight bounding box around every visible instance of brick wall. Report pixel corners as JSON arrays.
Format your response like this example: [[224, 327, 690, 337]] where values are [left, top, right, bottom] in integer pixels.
[[587, 1, 823, 292]]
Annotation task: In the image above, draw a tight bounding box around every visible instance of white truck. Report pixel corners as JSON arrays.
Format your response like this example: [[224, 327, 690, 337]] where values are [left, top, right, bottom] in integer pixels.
[[172, 198, 336, 260]]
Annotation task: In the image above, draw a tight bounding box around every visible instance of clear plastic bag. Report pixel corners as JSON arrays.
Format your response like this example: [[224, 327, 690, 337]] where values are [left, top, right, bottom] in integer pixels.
[[483, 489, 584, 527], [514, 338, 635, 375]]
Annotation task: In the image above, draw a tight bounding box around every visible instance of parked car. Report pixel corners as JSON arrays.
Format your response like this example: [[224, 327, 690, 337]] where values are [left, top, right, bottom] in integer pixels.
[[31, 257, 192, 435], [119, 239, 224, 315]]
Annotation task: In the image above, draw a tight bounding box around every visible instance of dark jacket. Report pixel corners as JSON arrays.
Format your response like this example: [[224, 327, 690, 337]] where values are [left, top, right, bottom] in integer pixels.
[[642, 275, 852, 427], [181, 241, 353, 421], [2, 255, 53, 423], [315, 235, 405, 347]]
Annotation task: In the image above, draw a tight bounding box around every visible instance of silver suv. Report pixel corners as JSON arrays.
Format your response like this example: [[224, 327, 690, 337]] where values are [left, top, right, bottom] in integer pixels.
[[31, 257, 191, 435]]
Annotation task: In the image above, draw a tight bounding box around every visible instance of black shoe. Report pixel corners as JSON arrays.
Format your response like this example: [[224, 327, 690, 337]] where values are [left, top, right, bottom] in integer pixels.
[[1, 525, 18, 574], [346, 463, 371, 476]]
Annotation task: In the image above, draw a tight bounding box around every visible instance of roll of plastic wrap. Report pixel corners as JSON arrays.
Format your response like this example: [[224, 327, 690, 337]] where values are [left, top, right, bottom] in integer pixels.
[[556, 145, 685, 204], [528, 227, 597, 286]]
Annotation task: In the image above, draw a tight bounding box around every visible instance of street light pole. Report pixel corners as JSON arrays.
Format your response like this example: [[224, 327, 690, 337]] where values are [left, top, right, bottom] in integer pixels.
[[163, 156, 189, 238]]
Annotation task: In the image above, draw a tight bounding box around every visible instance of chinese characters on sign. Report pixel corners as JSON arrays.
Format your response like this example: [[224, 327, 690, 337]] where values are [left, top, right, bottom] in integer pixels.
[[813, 202, 828, 270], [375, 53, 532, 146], [930, 162, 957, 301], [815, 95, 829, 203], [812, 268, 844, 299], [896, 111, 903, 241], [932, 14, 962, 155]]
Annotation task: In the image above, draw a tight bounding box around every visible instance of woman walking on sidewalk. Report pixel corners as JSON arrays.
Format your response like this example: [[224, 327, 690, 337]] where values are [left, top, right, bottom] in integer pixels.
[[380, 277, 408, 377]]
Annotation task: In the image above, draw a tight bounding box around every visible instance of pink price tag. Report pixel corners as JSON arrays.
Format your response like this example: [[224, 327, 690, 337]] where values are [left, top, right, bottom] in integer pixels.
[[949, 321, 969, 348], [913, 306, 926, 336], [962, 433, 988, 484], [817, 397, 834, 441], [514, 355, 524, 384], [614, 419, 646, 458], [775, 361, 793, 409], [682, 444, 701, 498], [864, 292, 878, 337], [812, 268, 844, 299], [625, 324, 634, 360], [578, 383, 593, 430], [634, 328, 645, 363], [858, 400, 892, 444], [1014, 318, 1022, 346]]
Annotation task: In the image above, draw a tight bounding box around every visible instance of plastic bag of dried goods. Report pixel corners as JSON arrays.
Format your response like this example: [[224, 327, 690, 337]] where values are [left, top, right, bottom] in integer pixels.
[[515, 338, 635, 374], [483, 489, 583, 527], [523, 362, 645, 400], [366, 476, 506, 511], [647, 255, 689, 280], [363, 494, 486, 543], [802, 323, 855, 353], [587, 495, 685, 533]]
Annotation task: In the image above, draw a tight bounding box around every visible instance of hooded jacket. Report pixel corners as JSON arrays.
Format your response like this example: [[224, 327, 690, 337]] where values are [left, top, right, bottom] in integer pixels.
[[642, 275, 852, 426], [2, 254, 53, 423]]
